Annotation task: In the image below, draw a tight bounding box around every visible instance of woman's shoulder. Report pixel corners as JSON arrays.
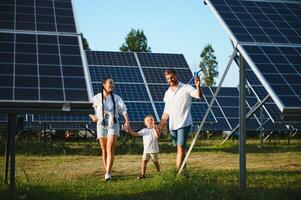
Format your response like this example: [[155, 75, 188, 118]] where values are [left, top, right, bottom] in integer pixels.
[[113, 93, 122, 100], [92, 93, 102, 101]]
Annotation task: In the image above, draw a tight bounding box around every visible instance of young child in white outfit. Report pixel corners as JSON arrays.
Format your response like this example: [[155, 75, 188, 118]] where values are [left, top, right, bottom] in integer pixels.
[[127, 115, 160, 179]]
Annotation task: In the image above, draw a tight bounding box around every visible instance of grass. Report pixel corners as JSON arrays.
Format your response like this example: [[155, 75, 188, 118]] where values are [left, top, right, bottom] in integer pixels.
[[0, 136, 300, 200]]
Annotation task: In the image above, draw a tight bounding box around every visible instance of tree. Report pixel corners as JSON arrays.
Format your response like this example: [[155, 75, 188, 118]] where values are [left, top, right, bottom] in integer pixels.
[[120, 29, 151, 52], [199, 44, 218, 86], [81, 33, 90, 50]]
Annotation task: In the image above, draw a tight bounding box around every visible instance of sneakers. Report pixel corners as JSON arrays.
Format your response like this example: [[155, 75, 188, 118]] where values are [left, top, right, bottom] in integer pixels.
[[138, 174, 145, 179], [104, 173, 112, 181]]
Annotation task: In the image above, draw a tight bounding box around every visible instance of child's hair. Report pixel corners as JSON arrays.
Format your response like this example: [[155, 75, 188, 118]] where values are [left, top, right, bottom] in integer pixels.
[[144, 114, 155, 120]]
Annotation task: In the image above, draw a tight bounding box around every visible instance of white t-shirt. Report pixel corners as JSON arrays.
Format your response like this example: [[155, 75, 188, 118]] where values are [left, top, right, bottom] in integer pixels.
[[92, 93, 127, 128], [163, 82, 201, 131], [138, 128, 159, 154]]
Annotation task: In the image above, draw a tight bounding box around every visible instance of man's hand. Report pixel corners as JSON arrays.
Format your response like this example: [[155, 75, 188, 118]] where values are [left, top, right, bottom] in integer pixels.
[[89, 115, 98, 122], [194, 76, 201, 87]]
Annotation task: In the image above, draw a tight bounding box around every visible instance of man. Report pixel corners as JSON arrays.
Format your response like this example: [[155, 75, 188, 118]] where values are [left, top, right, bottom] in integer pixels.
[[157, 69, 202, 170]]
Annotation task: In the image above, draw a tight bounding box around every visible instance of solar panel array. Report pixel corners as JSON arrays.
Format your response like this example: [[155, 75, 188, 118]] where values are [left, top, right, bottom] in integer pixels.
[[206, 0, 301, 118], [0, 0, 91, 109], [32, 51, 218, 130]]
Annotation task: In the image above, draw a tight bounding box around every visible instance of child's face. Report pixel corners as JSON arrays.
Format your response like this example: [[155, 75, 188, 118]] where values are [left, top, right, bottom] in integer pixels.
[[144, 116, 155, 128]]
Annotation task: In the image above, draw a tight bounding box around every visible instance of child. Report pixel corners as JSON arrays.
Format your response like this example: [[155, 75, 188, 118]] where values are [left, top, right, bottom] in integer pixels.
[[127, 115, 160, 179]]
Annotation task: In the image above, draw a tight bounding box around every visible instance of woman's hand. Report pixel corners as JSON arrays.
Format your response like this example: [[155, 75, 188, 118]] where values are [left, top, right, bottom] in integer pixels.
[[89, 115, 98, 123], [124, 120, 130, 132]]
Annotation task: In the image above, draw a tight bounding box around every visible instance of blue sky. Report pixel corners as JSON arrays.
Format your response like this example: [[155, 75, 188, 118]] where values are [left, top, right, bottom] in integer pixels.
[[74, 0, 238, 87]]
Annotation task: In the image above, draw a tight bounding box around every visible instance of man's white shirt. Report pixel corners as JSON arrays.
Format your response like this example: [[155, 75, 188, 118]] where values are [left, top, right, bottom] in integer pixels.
[[163, 82, 201, 131]]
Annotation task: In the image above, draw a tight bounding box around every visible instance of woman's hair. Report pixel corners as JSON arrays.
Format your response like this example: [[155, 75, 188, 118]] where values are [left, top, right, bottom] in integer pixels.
[[101, 77, 117, 125]]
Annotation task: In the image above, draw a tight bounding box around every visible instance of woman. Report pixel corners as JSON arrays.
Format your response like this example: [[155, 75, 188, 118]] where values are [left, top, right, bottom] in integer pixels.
[[90, 77, 130, 181]]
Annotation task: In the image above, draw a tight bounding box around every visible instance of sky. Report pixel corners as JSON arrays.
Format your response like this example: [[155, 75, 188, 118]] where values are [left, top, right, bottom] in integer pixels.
[[74, 0, 239, 87]]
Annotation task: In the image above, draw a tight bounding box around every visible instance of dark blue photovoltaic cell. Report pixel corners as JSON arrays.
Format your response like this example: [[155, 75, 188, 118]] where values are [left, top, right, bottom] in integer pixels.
[[137, 53, 189, 68], [147, 84, 169, 101], [154, 102, 216, 123], [191, 103, 216, 122], [0, 114, 7, 122], [25, 122, 96, 131], [0, 0, 76, 33], [33, 114, 90, 122], [124, 102, 156, 122], [86, 51, 138, 66], [243, 45, 301, 108], [92, 83, 150, 101], [89, 66, 143, 83], [209, 0, 301, 45], [0, 32, 89, 102], [142, 68, 192, 83]]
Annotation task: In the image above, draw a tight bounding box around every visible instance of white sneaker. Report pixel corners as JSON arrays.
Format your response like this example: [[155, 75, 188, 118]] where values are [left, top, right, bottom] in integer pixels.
[[104, 173, 112, 181]]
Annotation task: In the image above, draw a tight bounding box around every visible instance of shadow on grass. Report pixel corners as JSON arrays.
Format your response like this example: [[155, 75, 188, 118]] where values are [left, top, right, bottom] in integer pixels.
[[1, 170, 300, 200]]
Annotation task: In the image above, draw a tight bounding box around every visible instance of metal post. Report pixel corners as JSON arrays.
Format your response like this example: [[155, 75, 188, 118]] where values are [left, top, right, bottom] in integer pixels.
[[4, 116, 11, 184], [239, 55, 246, 189], [178, 49, 237, 174], [8, 113, 17, 190], [260, 106, 264, 147]]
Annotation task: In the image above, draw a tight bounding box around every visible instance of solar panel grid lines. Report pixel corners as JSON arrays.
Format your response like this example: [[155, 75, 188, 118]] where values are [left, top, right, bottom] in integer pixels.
[[208, 0, 301, 45], [240, 44, 301, 109], [0, 0, 77, 33]]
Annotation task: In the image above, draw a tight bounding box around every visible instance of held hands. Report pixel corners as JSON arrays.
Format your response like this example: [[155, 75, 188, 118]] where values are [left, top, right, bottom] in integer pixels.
[[89, 114, 98, 123], [124, 120, 130, 132]]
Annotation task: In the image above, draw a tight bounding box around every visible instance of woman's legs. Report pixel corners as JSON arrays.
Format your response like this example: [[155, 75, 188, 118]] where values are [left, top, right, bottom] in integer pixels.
[[106, 135, 118, 175], [99, 138, 107, 170]]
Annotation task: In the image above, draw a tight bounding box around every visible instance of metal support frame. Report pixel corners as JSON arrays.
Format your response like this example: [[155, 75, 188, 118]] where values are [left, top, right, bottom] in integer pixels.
[[263, 131, 273, 141], [259, 106, 264, 147], [239, 55, 246, 189], [178, 49, 237, 174], [220, 95, 270, 145], [4, 113, 17, 191]]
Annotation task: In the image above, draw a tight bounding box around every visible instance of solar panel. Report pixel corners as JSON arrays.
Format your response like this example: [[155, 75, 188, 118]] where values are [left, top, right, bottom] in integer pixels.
[[33, 114, 89, 122], [89, 66, 143, 83], [209, 0, 301, 44], [206, 0, 301, 120], [142, 68, 193, 84], [0, 0, 92, 112], [0, 114, 7, 122], [137, 53, 190, 68], [0, 0, 76, 33], [86, 51, 138, 66]]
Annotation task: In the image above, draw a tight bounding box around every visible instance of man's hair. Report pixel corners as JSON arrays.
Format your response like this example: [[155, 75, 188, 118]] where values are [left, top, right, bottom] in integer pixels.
[[144, 114, 155, 120], [164, 68, 177, 76]]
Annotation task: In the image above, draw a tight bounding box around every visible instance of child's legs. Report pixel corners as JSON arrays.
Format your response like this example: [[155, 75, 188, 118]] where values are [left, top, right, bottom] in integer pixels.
[[141, 153, 150, 175], [150, 153, 160, 172]]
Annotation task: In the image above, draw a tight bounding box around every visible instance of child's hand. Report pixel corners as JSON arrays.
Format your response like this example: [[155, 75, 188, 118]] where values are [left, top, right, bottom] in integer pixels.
[[89, 115, 98, 122]]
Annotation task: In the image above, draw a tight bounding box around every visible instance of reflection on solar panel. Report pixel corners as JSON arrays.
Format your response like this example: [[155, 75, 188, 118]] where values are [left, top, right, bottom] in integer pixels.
[[206, 0, 301, 120], [0, 0, 92, 111]]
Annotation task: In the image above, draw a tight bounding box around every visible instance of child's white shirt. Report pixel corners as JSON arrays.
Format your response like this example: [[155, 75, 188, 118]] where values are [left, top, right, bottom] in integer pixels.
[[138, 128, 159, 154]]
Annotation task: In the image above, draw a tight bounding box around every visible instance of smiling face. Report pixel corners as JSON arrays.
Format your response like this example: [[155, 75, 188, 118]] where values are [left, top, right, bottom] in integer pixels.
[[144, 116, 155, 129], [103, 78, 114, 93], [165, 72, 179, 87]]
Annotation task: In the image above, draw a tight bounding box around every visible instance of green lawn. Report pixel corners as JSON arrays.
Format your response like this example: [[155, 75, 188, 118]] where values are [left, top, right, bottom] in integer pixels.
[[0, 137, 300, 200]]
